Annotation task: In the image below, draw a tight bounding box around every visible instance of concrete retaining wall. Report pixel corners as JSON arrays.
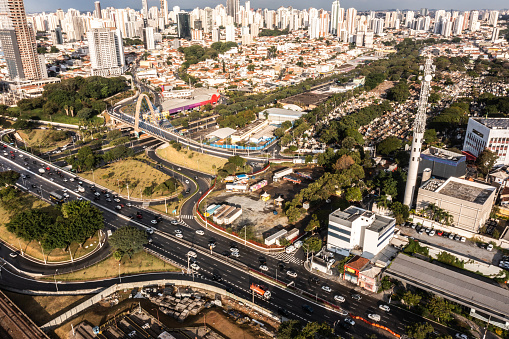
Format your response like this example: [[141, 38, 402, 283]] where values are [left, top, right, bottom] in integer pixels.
[[40, 279, 278, 331]]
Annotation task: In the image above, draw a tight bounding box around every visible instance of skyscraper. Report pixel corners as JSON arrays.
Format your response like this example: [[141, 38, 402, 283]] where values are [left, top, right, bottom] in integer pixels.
[[0, 0, 46, 80], [227, 0, 239, 20], [160, 0, 168, 25], [94, 1, 102, 19], [177, 13, 191, 40], [142, 0, 148, 19], [330, 0, 342, 36], [87, 27, 126, 76]]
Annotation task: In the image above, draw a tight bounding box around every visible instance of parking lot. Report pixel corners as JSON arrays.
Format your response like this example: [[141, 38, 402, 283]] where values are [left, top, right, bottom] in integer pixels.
[[400, 224, 500, 264]]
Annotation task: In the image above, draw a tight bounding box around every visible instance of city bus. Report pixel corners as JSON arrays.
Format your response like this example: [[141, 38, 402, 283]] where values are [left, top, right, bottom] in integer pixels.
[[49, 191, 64, 204]]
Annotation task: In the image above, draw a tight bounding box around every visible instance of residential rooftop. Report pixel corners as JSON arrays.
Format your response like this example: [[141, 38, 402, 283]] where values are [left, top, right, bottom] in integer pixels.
[[330, 206, 394, 233], [421, 146, 465, 162]]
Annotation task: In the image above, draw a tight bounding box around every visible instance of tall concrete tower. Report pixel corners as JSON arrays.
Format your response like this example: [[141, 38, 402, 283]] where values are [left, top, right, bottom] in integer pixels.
[[403, 57, 435, 207]]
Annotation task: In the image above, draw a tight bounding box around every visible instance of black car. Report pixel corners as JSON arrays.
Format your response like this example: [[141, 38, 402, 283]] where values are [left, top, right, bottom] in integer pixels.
[[277, 307, 289, 317], [212, 274, 222, 282], [185, 189, 190, 194], [310, 277, 320, 285], [25, 174, 30, 179], [302, 305, 314, 314], [31, 184, 37, 188], [226, 286, 234, 293], [222, 250, 231, 258]]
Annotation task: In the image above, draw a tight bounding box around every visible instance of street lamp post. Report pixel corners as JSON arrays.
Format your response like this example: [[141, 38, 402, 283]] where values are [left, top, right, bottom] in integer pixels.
[[54, 269, 58, 292], [118, 263, 121, 283]]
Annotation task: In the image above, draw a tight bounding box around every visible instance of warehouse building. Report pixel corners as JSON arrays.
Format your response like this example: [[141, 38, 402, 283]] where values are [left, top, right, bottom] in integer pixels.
[[416, 177, 496, 233]]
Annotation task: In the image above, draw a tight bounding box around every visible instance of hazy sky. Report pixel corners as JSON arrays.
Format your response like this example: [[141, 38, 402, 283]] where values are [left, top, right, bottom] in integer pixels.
[[24, 0, 507, 14]]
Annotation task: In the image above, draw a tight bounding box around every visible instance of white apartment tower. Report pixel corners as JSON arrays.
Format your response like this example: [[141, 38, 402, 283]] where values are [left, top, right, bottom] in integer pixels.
[[87, 27, 126, 76], [330, 0, 342, 36]]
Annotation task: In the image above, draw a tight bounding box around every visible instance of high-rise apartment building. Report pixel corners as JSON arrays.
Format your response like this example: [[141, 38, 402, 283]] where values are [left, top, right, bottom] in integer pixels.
[[145, 26, 155, 50], [142, 0, 148, 19], [0, 0, 46, 80], [226, 0, 239, 20], [94, 1, 102, 19], [87, 27, 126, 76], [50, 27, 63, 44], [330, 0, 342, 36], [160, 0, 168, 25]]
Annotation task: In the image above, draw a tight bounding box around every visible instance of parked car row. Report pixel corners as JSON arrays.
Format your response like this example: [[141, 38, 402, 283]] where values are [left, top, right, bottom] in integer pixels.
[[403, 222, 466, 242]]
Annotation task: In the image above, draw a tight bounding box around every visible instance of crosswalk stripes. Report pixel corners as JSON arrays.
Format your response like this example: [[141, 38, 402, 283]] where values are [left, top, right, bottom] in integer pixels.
[[268, 252, 305, 265], [180, 215, 194, 220]]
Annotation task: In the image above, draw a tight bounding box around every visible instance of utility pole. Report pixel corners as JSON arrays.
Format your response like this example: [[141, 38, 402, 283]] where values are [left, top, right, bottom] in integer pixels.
[[403, 56, 435, 207]]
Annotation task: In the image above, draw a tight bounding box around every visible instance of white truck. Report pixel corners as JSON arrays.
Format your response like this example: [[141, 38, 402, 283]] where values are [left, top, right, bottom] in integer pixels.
[[38, 168, 45, 174]]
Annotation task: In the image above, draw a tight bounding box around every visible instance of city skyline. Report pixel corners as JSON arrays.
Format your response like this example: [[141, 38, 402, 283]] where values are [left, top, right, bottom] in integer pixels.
[[23, 0, 509, 14]]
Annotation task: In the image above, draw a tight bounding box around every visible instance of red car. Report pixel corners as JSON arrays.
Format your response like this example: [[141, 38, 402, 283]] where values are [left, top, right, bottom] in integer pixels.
[[437, 231, 443, 236]]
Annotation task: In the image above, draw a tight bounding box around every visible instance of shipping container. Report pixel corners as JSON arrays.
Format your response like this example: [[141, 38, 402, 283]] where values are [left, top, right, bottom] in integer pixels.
[[273, 167, 293, 180], [223, 207, 242, 224], [285, 228, 300, 241], [250, 179, 268, 192], [283, 176, 302, 184]]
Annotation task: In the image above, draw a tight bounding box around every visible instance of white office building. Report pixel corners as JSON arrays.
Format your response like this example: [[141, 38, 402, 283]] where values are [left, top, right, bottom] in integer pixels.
[[87, 27, 126, 76], [463, 118, 509, 165], [145, 26, 155, 50], [327, 206, 395, 259]]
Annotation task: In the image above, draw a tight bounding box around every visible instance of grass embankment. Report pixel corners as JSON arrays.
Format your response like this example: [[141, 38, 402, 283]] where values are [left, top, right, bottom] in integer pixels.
[[7, 107, 103, 125], [156, 144, 227, 175], [0, 193, 100, 262], [80, 155, 179, 199], [3, 292, 89, 326], [17, 129, 71, 153], [48, 251, 179, 281], [151, 202, 180, 216]]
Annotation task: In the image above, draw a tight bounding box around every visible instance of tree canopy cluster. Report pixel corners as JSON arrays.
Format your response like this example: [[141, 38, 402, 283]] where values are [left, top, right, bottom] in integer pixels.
[[430, 100, 470, 131], [217, 155, 247, 178], [259, 28, 289, 37], [15, 76, 127, 121], [123, 38, 143, 46], [277, 320, 336, 339], [6, 200, 104, 250], [109, 225, 148, 259]]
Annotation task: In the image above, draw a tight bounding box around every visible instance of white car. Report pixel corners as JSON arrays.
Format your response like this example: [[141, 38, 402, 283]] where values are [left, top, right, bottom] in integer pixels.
[[146, 228, 154, 234], [334, 295, 345, 302], [429, 230, 435, 236], [126, 202, 132, 207], [231, 251, 240, 258], [322, 285, 332, 293], [150, 220, 158, 224], [63, 178, 68, 182], [368, 314, 381, 322], [69, 178, 74, 182], [195, 230, 204, 235], [190, 263, 200, 270], [94, 192, 100, 196], [460, 236, 466, 242], [456, 334, 468, 339], [286, 270, 297, 278], [185, 179, 189, 184], [259, 265, 269, 271], [294, 240, 303, 248], [487, 244, 493, 251], [187, 251, 197, 258], [344, 317, 355, 326], [170, 220, 178, 225], [338, 309, 348, 316], [379, 304, 390, 312], [115, 205, 122, 210], [285, 245, 296, 254], [175, 229, 182, 234], [175, 233, 183, 239], [230, 247, 239, 253], [114, 198, 121, 203]]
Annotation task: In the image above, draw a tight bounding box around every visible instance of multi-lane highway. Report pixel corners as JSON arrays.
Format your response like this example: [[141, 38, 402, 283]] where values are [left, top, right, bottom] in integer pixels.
[[0, 139, 459, 338]]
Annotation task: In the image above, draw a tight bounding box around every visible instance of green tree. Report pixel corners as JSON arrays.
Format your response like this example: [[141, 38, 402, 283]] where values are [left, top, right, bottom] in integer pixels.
[[305, 214, 320, 232], [76, 107, 95, 120], [278, 320, 302, 339], [60, 200, 104, 244], [49, 46, 59, 53], [402, 291, 422, 308], [424, 129, 438, 144], [0, 170, 20, 186], [0, 186, 24, 212], [6, 209, 54, 242], [345, 187, 362, 202], [107, 129, 122, 140], [109, 226, 148, 259], [228, 155, 246, 169], [377, 136, 402, 155], [406, 322, 434, 339], [303, 236, 322, 253], [475, 149, 498, 176], [427, 296, 452, 323]]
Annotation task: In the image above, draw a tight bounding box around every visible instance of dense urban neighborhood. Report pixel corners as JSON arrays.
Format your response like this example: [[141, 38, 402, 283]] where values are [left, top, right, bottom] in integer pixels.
[[0, 0, 508, 338]]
